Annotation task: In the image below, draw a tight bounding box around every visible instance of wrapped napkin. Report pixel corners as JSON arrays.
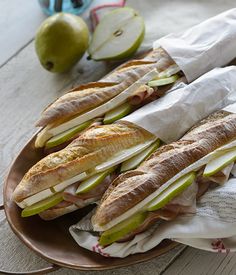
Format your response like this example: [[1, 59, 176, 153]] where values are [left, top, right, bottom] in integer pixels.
[[69, 68, 236, 257], [154, 8, 236, 82], [70, 177, 236, 257], [122, 66, 236, 143]]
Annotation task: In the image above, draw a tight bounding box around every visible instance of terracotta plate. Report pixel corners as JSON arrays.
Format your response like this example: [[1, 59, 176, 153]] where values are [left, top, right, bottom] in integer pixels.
[[3, 135, 178, 271]]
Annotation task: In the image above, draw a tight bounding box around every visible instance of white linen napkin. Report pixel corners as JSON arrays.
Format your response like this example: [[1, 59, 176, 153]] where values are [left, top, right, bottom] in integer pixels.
[[70, 175, 236, 258], [155, 8, 236, 82]]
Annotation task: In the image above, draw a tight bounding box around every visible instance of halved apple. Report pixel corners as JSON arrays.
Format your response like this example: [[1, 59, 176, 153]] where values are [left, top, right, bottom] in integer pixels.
[[147, 172, 196, 212], [121, 140, 160, 172], [88, 7, 145, 61], [45, 120, 93, 149], [21, 192, 63, 217], [203, 147, 236, 177], [76, 166, 117, 194], [99, 211, 147, 246], [103, 102, 133, 125], [148, 74, 179, 87]]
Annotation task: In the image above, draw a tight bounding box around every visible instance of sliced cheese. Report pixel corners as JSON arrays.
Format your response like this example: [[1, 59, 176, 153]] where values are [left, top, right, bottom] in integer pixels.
[[94, 139, 157, 172]]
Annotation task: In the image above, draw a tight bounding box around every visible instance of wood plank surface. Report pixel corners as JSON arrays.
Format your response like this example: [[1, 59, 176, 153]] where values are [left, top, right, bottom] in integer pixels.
[[0, 0, 45, 67], [163, 247, 236, 275]]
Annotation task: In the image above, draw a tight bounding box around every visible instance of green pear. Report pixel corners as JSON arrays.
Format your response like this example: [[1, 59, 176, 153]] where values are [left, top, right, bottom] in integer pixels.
[[45, 120, 93, 149], [148, 74, 179, 87], [147, 172, 196, 212], [21, 193, 63, 217], [203, 147, 236, 177], [88, 7, 145, 61], [121, 140, 160, 172], [76, 166, 117, 194], [103, 102, 133, 125], [99, 212, 148, 246], [35, 13, 89, 73]]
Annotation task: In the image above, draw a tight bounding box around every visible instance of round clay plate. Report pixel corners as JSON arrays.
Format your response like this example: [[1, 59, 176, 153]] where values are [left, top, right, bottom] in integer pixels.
[[3, 135, 178, 270]]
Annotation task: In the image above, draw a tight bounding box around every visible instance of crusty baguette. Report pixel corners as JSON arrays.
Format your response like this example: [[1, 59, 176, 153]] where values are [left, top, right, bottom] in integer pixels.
[[13, 122, 154, 203], [93, 112, 236, 226], [36, 48, 175, 127]]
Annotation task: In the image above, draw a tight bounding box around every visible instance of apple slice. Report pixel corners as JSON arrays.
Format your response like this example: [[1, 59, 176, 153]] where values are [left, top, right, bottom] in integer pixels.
[[103, 102, 133, 125], [147, 172, 196, 212], [76, 166, 117, 194], [45, 120, 93, 148], [99, 211, 147, 246], [121, 140, 160, 172], [88, 7, 145, 61], [21, 193, 63, 217], [203, 147, 236, 177], [148, 74, 179, 87]]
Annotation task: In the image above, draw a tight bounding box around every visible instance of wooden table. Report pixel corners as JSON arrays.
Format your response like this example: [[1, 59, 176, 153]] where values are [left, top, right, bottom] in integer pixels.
[[1, 0, 236, 274]]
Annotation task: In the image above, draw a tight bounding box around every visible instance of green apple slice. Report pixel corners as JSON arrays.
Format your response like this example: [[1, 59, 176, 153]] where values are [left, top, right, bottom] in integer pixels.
[[76, 166, 117, 194], [147, 172, 196, 212], [203, 147, 236, 177], [88, 7, 145, 61], [99, 211, 147, 246], [148, 74, 179, 87], [103, 102, 133, 125], [45, 120, 93, 149], [21, 192, 63, 217], [121, 140, 160, 172]]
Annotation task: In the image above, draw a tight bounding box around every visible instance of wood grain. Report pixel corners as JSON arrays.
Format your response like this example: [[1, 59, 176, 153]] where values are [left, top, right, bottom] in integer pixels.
[[0, 0, 46, 67], [163, 247, 236, 275]]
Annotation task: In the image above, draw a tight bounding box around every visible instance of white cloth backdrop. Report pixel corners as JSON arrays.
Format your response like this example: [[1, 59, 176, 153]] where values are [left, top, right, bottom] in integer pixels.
[[1, 0, 236, 273]]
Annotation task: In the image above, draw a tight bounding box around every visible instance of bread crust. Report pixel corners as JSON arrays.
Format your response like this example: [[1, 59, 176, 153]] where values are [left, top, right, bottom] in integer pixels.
[[93, 112, 236, 226], [36, 48, 174, 127], [13, 122, 154, 202]]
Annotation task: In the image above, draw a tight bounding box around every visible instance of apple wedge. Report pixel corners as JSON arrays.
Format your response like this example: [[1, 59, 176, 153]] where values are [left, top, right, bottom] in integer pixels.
[[88, 7, 145, 61], [103, 102, 133, 125], [99, 211, 148, 246], [76, 166, 117, 194], [147, 172, 196, 212], [120, 140, 160, 172], [148, 74, 179, 87], [45, 120, 93, 149], [203, 147, 236, 177], [21, 193, 63, 217]]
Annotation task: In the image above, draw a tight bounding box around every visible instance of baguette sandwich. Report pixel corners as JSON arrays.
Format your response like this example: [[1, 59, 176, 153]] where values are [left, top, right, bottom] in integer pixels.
[[35, 48, 182, 149], [92, 111, 236, 246], [13, 122, 157, 220]]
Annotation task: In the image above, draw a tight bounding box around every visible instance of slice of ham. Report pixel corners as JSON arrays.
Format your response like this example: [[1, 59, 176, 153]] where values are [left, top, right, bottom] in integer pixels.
[[117, 210, 178, 243], [128, 85, 155, 105], [128, 75, 187, 106], [208, 163, 234, 185], [63, 173, 117, 204], [52, 200, 73, 209]]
